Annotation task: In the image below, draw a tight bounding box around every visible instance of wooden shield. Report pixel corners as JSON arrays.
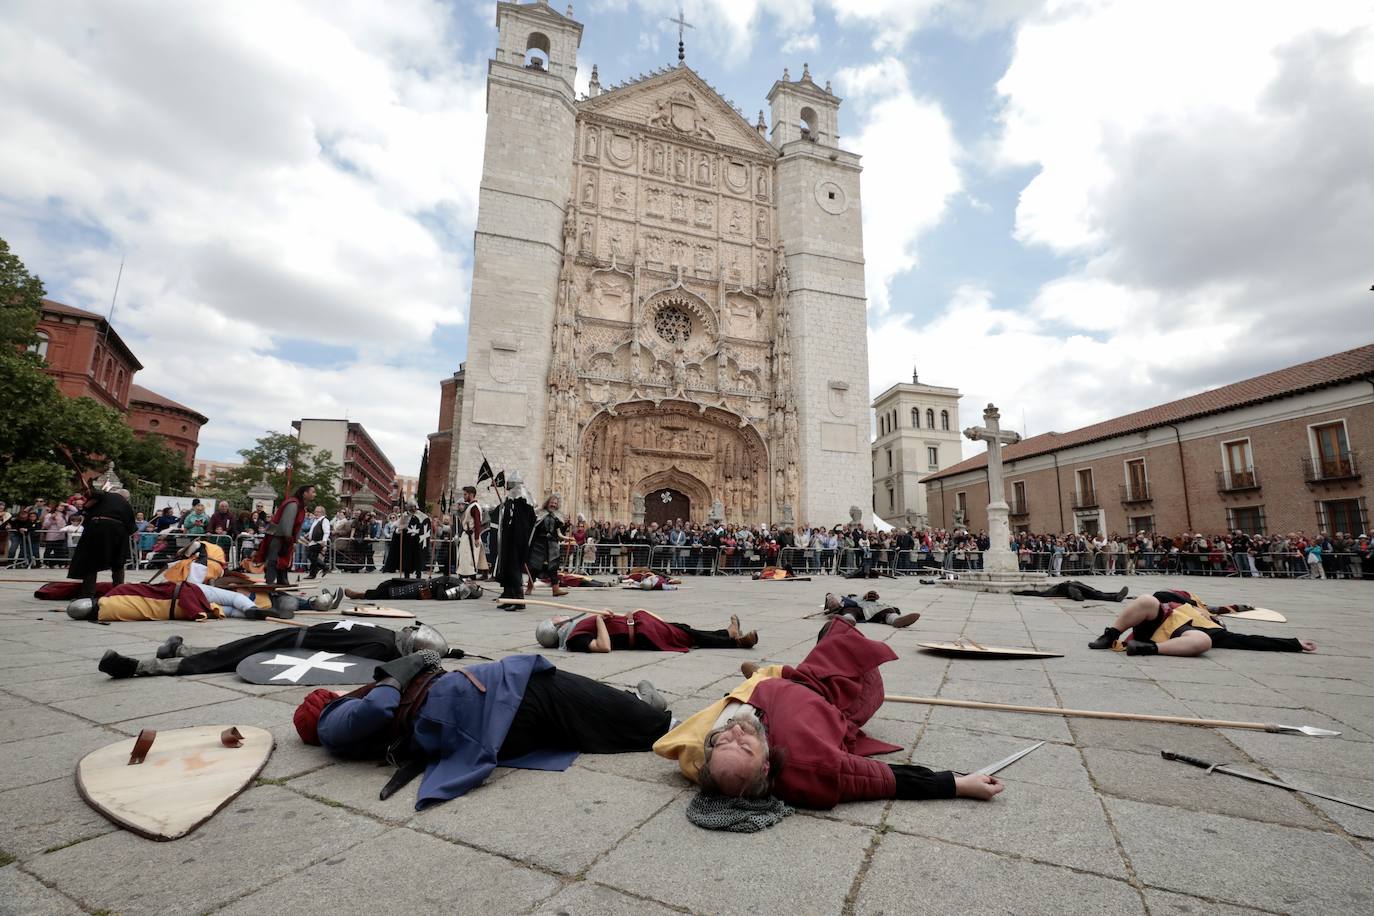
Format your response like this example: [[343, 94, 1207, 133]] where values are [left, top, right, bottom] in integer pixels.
[[76, 726, 273, 841], [293, 605, 415, 619], [236, 649, 377, 685], [917, 641, 1064, 660]]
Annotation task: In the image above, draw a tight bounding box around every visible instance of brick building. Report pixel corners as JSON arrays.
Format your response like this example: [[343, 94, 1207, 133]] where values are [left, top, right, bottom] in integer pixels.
[[34, 299, 142, 412], [128, 384, 208, 467], [292, 419, 396, 511], [923, 344, 1374, 538], [424, 366, 464, 509]]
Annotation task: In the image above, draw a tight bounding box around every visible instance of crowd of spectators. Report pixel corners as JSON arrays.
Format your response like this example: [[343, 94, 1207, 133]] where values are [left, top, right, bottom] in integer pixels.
[[2, 493, 1368, 580]]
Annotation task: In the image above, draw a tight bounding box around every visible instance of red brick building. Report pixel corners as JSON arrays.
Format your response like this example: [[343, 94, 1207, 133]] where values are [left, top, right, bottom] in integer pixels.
[[34, 299, 142, 412], [128, 385, 209, 466], [924, 344, 1374, 538], [424, 367, 464, 510]]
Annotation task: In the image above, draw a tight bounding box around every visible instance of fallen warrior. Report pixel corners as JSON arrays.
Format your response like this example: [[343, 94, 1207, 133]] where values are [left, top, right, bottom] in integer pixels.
[[293, 654, 672, 808], [821, 592, 921, 628], [654, 617, 1003, 815], [343, 575, 483, 601], [1013, 581, 1129, 602], [97, 621, 461, 679], [536, 610, 758, 653], [1088, 590, 1316, 657]]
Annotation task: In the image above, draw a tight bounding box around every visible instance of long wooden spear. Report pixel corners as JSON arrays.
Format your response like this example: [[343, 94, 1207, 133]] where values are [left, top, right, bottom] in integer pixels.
[[883, 695, 1340, 737]]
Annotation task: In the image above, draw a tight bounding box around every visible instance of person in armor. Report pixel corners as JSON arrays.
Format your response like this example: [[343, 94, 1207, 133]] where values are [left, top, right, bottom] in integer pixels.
[[1013, 581, 1129, 602], [455, 486, 487, 579], [343, 575, 483, 601], [527, 494, 571, 597], [66, 487, 136, 602], [96, 621, 460, 679], [820, 592, 922, 628], [536, 610, 758, 653], [253, 484, 316, 586], [293, 653, 672, 808], [493, 472, 535, 611], [382, 501, 432, 579]]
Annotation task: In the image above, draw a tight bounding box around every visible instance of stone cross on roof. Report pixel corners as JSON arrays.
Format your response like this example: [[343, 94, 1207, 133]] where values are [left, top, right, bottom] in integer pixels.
[[667, 7, 693, 66]]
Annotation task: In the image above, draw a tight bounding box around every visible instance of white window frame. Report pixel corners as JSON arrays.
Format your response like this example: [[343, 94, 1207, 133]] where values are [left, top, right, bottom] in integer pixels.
[[1122, 457, 1148, 500], [1218, 437, 1254, 488], [1306, 419, 1351, 477], [926, 445, 939, 470]]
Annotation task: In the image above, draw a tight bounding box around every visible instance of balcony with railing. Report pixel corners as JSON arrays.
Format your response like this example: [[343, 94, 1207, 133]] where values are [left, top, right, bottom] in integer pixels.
[[1302, 452, 1361, 484], [1071, 489, 1099, 510], [1120, 483, 1151, 504], [1216, 468, 1261, 493]]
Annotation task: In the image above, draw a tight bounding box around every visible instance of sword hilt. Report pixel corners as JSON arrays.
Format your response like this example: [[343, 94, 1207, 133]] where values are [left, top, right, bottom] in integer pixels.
[[1161, 750, 1212, 769]]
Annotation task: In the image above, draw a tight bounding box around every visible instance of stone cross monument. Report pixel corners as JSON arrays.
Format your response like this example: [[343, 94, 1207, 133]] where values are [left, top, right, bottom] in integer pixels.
[[964, 404, 1022, 574]]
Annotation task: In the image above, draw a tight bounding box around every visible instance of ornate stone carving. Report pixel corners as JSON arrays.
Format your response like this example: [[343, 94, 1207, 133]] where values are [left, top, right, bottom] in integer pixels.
[[647, 90, 717, 140]]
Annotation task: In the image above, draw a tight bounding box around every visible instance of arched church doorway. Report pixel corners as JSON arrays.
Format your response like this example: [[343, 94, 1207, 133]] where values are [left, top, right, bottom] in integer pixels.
[[644, 488, 690, 529]]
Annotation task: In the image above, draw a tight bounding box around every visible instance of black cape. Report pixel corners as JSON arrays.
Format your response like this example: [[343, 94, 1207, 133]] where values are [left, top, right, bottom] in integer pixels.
[[178, 621, 401, 676], [493, 495, 535, 600], [383, 511, 432, 578], [67, 490, 136, 579]]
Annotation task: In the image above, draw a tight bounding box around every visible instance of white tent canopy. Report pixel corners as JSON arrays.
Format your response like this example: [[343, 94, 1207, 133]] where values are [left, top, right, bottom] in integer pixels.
[[871, 515, 894, 532]]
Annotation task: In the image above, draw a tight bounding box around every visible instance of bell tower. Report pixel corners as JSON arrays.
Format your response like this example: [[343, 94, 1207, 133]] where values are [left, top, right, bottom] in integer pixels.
[[455, 2, 583, 494], [768, 64, 871, 524]]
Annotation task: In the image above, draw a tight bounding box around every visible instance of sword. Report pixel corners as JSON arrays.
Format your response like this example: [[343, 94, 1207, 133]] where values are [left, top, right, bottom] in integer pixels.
[[960, 740, 1045, 777], [1161, 751, 1374, 814]]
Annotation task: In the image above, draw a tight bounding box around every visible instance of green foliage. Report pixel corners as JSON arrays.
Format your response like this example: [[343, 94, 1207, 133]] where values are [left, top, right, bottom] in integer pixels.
[[0, 237, 44, 350], [120, 432, 195, 495], [416, 445, 429, 511], [211, 431, 344, 514]]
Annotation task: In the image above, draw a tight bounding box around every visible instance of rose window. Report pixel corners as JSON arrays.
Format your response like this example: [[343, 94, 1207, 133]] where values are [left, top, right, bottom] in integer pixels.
[[654, 305, 692, 344]]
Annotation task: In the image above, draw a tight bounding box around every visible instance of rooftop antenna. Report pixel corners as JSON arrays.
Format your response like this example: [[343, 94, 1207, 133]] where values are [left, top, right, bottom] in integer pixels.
[[101, 255, 124, 346], [667, 6, 693, 66]]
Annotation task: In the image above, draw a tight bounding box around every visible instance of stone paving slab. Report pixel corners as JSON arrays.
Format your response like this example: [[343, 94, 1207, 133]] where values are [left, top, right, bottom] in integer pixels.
[[0, 571, 1371, 914]]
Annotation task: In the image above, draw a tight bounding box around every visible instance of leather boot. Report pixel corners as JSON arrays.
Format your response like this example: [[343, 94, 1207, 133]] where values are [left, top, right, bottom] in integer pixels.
[[551, 585, 569, 597], [735, 630, 759, 649], [135, 657, 184, 676], [1125, 639, 1158, 656], [1088, 626, 1122, 650], [98, 650, 138, 679], [889, 612, 921, 628]]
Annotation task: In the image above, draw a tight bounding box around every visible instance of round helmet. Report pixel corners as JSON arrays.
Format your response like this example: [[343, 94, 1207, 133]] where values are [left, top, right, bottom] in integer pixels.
[[397, 622, 448, 656], [535, 618, 561, 648], [66, 597, 96, 620], [309, 591, 334, 611]]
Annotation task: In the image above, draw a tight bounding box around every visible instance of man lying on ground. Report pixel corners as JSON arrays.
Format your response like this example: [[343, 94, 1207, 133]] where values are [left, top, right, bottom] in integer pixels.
[[654, 617, 1002, 817], [1013, 580, 1129, 602], [293, 653, 672, 808], [1088, 589, 1316, 657], [821, 592, 921, 628], [98, 621, 463, 679], [622, 569, 681, 589], [752, 566, 805, 580], [536, 609, 758, 653], [343, 575, 483, 602]]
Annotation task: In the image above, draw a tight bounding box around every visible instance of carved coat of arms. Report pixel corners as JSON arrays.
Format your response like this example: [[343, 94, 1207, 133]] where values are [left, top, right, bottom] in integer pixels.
[[649, 91, 716, 140]]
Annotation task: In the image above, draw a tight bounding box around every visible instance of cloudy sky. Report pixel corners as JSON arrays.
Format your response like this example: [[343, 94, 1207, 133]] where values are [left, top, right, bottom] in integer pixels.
[[2, 0, 1371, 472]]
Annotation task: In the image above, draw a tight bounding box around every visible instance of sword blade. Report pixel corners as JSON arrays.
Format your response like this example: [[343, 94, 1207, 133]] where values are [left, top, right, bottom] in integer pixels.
[[1212, 765, 1374, 814], [971, 740, 1045, 777]]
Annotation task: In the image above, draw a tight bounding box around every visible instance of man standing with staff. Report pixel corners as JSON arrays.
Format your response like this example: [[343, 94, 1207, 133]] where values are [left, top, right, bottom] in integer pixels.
[[455, 485, 487, 580]]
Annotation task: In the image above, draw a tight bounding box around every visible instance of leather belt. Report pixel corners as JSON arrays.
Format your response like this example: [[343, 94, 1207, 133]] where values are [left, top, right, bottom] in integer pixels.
[[626, 613, 636, 649]]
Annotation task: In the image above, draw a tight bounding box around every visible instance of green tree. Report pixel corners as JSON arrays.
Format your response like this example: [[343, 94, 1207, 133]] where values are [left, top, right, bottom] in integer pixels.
[[415, 445, 429, 511], [212, 431, 344, 515], [0, 237, 44, 350], [120, 432, 195, 495]]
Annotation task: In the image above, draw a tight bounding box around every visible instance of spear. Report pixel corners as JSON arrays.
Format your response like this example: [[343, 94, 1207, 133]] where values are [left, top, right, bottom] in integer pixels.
[[883, 695, 1341, 737]]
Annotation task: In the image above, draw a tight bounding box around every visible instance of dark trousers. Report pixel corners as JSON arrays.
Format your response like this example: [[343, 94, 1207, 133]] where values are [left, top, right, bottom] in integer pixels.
[[673, 624, 737, 649], [499, 669, 671, 759], [263, 537, 289, 586], [307, 543, 327, 576], [1207, 629, 1304, 652]]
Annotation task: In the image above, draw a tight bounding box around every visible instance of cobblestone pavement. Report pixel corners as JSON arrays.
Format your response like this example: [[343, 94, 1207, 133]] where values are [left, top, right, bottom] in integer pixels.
[[1, 569, 1371, 915]]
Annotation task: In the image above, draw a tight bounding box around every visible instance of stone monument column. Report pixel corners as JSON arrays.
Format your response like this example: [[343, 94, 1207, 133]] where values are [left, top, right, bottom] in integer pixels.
[[964, 404, 1021, 574]]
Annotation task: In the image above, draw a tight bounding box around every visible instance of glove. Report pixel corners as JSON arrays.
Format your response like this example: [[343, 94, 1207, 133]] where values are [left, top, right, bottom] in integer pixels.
[[374, 650, 443, 691]]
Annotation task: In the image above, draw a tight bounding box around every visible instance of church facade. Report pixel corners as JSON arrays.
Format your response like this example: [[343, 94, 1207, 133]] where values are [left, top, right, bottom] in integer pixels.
[[441, 0, 871, 527]]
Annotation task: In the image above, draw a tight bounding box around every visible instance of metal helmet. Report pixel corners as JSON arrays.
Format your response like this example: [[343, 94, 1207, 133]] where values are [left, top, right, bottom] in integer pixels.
[[66, 597, 96, 620], [309, 591, 335, 611], [397, 622, 448, 656], [535, 618, 561, 649]]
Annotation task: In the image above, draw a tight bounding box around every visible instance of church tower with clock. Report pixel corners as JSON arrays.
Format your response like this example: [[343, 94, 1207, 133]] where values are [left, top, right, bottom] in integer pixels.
[[446, 0, 871, 528]]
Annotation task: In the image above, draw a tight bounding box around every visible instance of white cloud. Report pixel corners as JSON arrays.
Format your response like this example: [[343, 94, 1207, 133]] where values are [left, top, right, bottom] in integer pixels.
[[867, 0, 1374, 456], [837, 58, 962, 314], [0, 0, 487, 466], [781, 33, 820, 54]]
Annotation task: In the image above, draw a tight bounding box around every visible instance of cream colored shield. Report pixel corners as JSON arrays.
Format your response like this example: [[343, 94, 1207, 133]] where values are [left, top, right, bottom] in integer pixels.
[[77, 726, 273, 840]]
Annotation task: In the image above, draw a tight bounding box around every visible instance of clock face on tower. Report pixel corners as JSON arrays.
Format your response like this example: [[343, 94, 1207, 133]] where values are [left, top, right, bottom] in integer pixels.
[[815, 180, 847, 214]]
